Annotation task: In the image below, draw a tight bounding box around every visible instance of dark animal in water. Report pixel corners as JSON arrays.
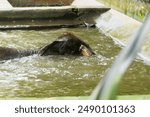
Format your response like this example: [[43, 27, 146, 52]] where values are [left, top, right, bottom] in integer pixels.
[[0, 47, 37, 60], [0, 33, 95, 61]]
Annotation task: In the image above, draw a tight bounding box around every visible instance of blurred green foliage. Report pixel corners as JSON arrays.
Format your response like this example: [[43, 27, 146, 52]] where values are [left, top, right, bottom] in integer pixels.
[[97, 0, 150, 21]]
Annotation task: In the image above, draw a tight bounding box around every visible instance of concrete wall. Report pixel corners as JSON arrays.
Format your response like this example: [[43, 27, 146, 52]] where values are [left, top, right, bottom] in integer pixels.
[[8, 0, 74, 7], [95, 3, 150, 63]]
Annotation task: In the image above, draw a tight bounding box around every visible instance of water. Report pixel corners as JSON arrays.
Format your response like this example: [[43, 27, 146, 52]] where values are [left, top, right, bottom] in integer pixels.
[[0, 28, 150, 98]]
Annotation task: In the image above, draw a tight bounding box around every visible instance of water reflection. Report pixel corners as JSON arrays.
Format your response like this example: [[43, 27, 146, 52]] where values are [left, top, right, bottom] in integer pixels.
[[0, 28, 150, 98]]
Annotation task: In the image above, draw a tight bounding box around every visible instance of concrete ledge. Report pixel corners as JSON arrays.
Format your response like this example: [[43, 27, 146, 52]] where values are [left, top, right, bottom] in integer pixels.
[[0, 0, 110, 29], [0, 6, 110, 19], [0, 5, 110, 29]]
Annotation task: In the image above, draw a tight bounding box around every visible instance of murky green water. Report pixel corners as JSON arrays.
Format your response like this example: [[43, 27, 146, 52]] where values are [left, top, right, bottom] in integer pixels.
[[0, 28, 150, 98]]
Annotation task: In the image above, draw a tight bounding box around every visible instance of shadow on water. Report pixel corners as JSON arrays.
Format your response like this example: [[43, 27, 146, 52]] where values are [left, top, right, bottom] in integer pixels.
[[0, 27, 150, 98]]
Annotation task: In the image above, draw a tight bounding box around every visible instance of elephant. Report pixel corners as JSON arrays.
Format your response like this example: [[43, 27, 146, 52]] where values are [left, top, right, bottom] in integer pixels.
[[0, 32, 95, 61]]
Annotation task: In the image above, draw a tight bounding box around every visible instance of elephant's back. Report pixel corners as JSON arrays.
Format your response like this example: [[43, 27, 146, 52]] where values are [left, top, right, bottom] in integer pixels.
[[0, 47, 19, 60]]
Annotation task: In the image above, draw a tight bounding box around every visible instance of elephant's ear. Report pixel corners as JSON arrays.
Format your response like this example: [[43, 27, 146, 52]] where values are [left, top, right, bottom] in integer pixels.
[[38, 41, 58, 56], [38, 44, 50, 56]]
